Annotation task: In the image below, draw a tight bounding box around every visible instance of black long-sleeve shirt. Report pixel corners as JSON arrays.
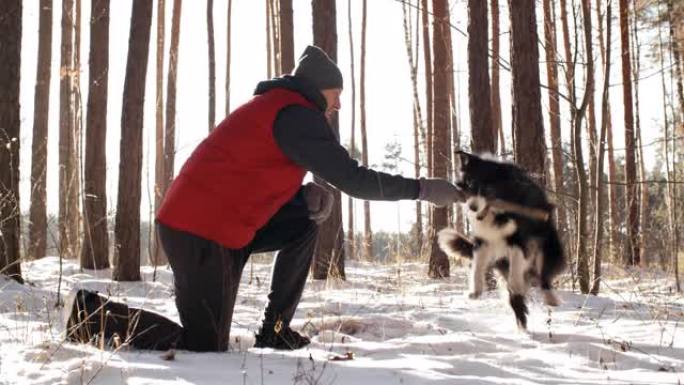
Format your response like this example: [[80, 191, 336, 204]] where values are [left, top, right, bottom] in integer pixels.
[[255, 76, 420, 201]]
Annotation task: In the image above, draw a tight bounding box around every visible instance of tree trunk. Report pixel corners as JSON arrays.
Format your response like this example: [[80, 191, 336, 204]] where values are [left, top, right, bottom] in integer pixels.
[[59, 0, 80, 260], [152, 0, 166, 266], [402, 0, 423, 255], [570, 0, 595, 294], [266, 0, 273, 78], [428, 0, 451, 278], [444, 19, 455, 226], [668, 0, 684, 128], [81, 0, 110, 270], [114, 0, 153, 281], [558, 0, 580, 280], [359, 0, 372, 261], [207, 0, 215, 132], [74, 0, 83, 256], [468, 0, 494, 153], [490, 0, 504, 154], [591, 2, 611, 295], [347, 0, 357, 260], [542, 0, 567, 238], [446, 11, 461, 233], [279, 0, 294, 73], [667, 0, 682, 291], [509, 0, 545, 182], [596, 0, 621, 262], [586, 0, 599, 260], [270, 0, 281, 75], [559, 0, 575, 125], [587, 64, 598, 231], [312, 0, 345, 280], [0, 0, 23, 283], [421, 0, 433, 178], [28, 0, 53, 261], [225, 0, 232, 114], [576, 0, 595, 292], [163, 0, 181, 199], [619, 0, 640, 266], [630, 0, 647, 264]]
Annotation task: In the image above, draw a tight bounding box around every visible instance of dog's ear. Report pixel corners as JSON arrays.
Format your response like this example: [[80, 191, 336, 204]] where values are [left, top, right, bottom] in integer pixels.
[[455, 151, 472, 169]]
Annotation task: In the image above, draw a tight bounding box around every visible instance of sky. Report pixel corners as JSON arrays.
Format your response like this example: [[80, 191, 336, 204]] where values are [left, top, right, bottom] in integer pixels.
[[17, 0, 667, 234]]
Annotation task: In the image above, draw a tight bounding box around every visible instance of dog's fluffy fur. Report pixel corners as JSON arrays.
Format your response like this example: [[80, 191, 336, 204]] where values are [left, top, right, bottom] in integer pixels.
[[439, 152, 566, 330]]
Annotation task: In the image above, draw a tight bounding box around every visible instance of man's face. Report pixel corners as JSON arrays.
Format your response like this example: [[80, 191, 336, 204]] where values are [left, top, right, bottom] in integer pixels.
[[321, 88, 342, 123]]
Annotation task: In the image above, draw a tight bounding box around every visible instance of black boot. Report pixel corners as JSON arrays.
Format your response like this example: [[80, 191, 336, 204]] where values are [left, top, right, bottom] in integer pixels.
[[66, 288, 184, 350], [254, 322, 311, 350], [65, 289, 128, 347]]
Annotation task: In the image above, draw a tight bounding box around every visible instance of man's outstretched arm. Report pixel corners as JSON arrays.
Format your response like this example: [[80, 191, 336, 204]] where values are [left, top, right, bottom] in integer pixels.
[[273, 105, 420, 201]]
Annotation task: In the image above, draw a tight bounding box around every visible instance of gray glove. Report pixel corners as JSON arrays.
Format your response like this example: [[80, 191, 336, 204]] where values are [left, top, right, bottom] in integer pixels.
[[418, 178, 462, 207], [302, 182, 334, 224]]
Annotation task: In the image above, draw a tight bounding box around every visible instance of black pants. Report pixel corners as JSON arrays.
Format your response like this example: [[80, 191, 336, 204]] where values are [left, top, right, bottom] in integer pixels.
[[90, 196, 317, 352]]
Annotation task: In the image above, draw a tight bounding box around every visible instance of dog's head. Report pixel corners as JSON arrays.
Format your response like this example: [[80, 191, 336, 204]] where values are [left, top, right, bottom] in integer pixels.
[[454, 151, 508, 196], [454, 151, 554, 213]]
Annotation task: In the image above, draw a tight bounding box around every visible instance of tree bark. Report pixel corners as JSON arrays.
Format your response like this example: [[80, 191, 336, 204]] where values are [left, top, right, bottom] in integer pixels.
[[163, 0, 181, 200], [490, 0, 504, 154], [468, 0, 494, 154], [559, 0, 579, 273], [596, 0, 621, 262], [630, 0, 647, 264], [542, 0, 567, 237], [225, 0, 232, 114], [114, 0, 153, 281], [559, 0, 575, 125], [28, 0, 53, 261], [74, 0, 83, 252], [207, 0, 216, 131], [668, 0, 684, 128], [270, 0, 281, 75], [428, 0, 451, 278], [347, 0, 357, 259], [0, 0, 23, 283], [586, 0, 599, 260], [421, 0, 433, 178], [279, 0, 294, 73], [359, 0, 372, 261], [587, 49, 599, 230], [59, 0, 80, 260], [402, 0, 423, 255], [312, 0, 345, 280], [446, 8, 460, 233], [591, 2, 611, 295], [266, 0, 273, 78], [152, 0, 166, 266], [666, 0, 682, 291], [619, 0, 640, 266], [572, 0, 594, 294], [81, 0, 110, 270], [509, 0, 545, 182]]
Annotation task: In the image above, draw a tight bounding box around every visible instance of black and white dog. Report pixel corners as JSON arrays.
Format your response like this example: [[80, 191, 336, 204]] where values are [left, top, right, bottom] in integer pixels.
[[439, 151, 565, 330]]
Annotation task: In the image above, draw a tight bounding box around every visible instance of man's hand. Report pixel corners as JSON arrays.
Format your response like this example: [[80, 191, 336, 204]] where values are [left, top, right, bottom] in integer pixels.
[[302, 182, 334, 224], [418, 178, 463, 207]]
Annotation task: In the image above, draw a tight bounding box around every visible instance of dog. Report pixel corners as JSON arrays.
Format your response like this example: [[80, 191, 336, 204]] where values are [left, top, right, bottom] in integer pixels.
[[439, 151, 565, 330]]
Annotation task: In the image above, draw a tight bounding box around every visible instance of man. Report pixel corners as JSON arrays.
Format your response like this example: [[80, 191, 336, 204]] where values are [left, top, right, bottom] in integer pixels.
[[66, 46, 461, 352]]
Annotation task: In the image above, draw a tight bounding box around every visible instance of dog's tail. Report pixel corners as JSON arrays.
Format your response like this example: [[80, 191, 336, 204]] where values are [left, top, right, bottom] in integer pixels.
[[437, 229, 474, 259]]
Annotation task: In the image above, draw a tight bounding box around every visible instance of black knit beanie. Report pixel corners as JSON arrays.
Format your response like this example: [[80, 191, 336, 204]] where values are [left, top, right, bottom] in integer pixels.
[[293, 45, 343, 90]]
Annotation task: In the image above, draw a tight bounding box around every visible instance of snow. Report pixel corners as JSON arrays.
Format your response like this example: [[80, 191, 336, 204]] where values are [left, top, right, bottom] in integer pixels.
[[1, 257, 683, 384]]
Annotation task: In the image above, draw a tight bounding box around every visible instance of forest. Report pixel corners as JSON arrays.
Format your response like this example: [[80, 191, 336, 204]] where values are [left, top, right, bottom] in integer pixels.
[[0, 0, 683, 384]]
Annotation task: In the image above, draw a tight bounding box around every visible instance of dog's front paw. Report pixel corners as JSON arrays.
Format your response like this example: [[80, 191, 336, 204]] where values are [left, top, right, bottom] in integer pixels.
[[467, 291, 482, 299]]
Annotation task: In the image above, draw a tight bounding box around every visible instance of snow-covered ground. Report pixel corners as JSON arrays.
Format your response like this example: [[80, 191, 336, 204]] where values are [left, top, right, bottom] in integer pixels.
[[1, 257, 682, 384]]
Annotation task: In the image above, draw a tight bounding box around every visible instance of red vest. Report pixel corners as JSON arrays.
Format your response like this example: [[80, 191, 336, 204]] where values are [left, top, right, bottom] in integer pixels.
[[156, 88, 316, 248]]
